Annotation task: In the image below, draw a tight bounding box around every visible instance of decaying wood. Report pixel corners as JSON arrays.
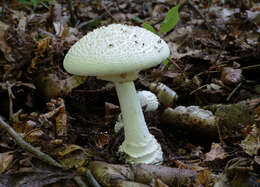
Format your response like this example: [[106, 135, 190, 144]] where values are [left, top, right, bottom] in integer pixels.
[[204, 99, 256, 140], [88, 161, 197, 187], [161, 98, 258, 141], [150, 82, 178, 107], [161, 106, 219, 138]]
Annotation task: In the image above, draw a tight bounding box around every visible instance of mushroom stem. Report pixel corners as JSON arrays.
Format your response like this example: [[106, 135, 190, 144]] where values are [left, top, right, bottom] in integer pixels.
[[114, 81, 163, 164]]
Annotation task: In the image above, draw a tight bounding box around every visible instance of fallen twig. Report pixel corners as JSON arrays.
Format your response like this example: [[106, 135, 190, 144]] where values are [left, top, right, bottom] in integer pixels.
[[76, 14, 106, 30], [74, 176, 89, 187], [100, 2, 119, 23], [227, 82, 242, 101], [85, 169, 102, 187], [6, 81, 14, 121], [0, 116, 62, 168], [76, 8, 118, 30], [66, 0, 76, 26]]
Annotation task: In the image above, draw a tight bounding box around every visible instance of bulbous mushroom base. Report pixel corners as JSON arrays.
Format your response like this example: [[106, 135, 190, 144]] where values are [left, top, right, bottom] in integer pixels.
[[119, 134, 163, 164]]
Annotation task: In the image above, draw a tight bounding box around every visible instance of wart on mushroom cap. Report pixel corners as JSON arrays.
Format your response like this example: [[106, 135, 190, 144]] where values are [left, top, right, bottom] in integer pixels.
[[63, 24, 170, 164]]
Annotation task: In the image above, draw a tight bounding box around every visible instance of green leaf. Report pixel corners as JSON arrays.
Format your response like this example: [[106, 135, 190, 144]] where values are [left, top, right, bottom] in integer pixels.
[[159, 4, 180, 35], [163, 59, 169, 65], [31, 0, 40, 8], [142, 22, 156, 34], [19, 0, 29, 5], [131, 16, 143, 23]]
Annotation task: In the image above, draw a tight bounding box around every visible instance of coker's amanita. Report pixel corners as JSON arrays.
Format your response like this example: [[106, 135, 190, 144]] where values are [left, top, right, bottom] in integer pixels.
[[63, 24, 170, 164]]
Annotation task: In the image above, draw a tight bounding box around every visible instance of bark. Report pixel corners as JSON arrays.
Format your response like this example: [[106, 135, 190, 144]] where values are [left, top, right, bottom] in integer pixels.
[[88, 161, 197, 187]]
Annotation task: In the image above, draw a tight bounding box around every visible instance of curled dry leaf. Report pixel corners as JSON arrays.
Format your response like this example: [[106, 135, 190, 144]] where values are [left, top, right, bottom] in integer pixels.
[[13, 120, 37, 135], [240, 125, 260, 156], [194, 169, 212, 187], [41, 98, 67, 136], [51, 3, 64, 37], [93, 132, 110, 149], [30, 37, 52, 70], [205, 143, 228, 161], [55, 105, 67, 137], [55, 144, 86, 157], [104, 102, 120, 121], [24, 129, 45, 144], [13, 121, 45, 144], [0, 152, 13, 174], [221, 67, 243, 85], [63, 27, 80, 43], [40, 98, 65, 119], [54, 144, 88, 169]]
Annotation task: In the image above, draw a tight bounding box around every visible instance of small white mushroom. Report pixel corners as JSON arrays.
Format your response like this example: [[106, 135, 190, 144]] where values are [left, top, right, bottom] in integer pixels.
[[63, 24, 170, 164], [138, 90, 159, 112]]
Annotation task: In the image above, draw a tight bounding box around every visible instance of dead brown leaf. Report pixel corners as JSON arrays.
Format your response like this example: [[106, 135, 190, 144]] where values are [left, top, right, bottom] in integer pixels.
[[56, 105, 67, 137], [30, 37, 52, 70], [24, 129, 45, 144], [240, 125, 260, 156], [221, 67, 243, 85], [205, 143, 228, 161], [94, 133, 110, 149], [0, 21, 14, 62], [0, 152, 13, 174], [54, 144, 88, 169]]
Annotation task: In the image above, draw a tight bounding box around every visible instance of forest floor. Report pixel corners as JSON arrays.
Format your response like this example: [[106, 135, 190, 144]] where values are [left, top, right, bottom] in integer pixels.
[[0, 0, 260, 186]]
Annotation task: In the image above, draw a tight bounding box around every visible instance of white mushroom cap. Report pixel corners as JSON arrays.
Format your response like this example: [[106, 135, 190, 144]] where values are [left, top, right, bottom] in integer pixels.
[[63, 24, 170, 77]]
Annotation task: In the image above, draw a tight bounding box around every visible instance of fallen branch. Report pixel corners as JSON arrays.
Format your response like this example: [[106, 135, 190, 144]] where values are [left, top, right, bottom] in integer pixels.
[[161, 106, 219, 139], [0, 116, 62, 168], [88, 161, 197, 187]]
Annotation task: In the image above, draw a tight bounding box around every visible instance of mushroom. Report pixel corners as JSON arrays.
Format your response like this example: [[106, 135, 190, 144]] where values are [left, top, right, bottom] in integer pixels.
[[138, 90, 159, 112], [63, 24, 170, 164], [114, 90, 159, 133]]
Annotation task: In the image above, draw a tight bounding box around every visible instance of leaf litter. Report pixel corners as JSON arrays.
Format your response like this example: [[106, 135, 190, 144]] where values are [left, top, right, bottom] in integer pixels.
[[0, 0, 259, 186]]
